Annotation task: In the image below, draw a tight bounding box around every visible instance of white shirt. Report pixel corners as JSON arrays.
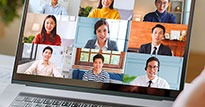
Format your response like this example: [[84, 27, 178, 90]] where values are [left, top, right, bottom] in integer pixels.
[[25, 60, 63, 78], [151, 43, 160, 55], [130, 75, 170, 89], [94, 39, 108, 50], [37, 3, 68, 15]]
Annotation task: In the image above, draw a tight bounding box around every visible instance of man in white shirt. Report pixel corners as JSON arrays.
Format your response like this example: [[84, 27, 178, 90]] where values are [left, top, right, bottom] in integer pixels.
[[25, 46, 63, 78], [130, 56, 170, 89], [37, 0, 68, 15], [139, 24, 172, 56]]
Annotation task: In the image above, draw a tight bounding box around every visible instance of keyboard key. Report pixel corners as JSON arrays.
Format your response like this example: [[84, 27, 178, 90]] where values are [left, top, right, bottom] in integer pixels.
[[35, 103, 47, 107], [15, 96, 26, 101], [25, 97, 36, 102], [43, 99, 53, 104], [34, 98, 45, 104], [52, 100, 62, 106], [25, 103, 36, 107], [10, 101, 27, 107], [61, 101, 72, 106]]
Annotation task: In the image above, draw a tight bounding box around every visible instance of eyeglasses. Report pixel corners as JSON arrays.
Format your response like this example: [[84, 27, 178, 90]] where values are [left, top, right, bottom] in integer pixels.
[[147, 65, 158, 70], [156, 1, 168, 6]]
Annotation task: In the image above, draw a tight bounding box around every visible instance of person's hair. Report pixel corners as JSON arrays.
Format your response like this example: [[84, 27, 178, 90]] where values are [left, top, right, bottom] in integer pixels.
[[40, 15, 57, 42], [151, 24, 166, 34], [93, 53, 104, 63], [43, 46, 53, 54], [94, 19, 110, 34], [97, 0, 114, 9], [145, 57, 160, 70], [155, 0, 170, 2]]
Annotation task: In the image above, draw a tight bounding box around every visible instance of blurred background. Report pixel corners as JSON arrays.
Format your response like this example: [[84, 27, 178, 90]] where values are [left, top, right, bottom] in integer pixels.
[[0, 0, 204, 83]]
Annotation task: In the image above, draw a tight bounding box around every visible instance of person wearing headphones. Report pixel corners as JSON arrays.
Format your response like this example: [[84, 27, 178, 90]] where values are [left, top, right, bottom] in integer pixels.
[[84, 19, 118, 51], [130, 56, 170, 89]]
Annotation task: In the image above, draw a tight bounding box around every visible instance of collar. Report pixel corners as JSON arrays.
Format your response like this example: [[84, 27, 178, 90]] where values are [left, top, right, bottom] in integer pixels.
[[155, 10, 167, 17], [151, 43, 161, 49], [49, 3, 59, 8], [40, 59, 50, 65], [94, 39, 108, 50], [145, 75, 158, 84], [101, 7, 111, 11]]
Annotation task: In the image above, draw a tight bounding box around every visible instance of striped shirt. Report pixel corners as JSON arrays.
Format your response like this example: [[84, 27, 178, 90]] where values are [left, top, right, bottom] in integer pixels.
[[82, 70, 110, 83]]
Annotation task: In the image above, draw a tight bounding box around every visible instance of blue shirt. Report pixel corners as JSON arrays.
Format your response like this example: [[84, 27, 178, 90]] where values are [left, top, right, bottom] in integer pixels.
[[37, 3, 68, 15], [143, 10, 176, 24]]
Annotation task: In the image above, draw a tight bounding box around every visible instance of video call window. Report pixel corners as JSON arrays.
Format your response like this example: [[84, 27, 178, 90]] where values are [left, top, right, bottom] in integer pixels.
[[79, 0, 135, 20], [15, 0, 195, 92], [128, 21, 188, 57], [74, 17, 129, 52], [74, 48, 125, 72]]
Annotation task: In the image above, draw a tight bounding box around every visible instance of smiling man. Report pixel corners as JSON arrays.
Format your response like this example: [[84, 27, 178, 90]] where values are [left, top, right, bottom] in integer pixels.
[[37, 0, 68, 15], [130, 57, 170, 89], [139, 24, 172, 56], [143, 0, 176, 23], [25, 46, 63, 78], [82, 53, 110, 83]]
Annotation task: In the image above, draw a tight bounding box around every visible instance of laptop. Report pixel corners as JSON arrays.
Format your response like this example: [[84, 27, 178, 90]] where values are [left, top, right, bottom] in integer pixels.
[[0, 0, 196, 106]]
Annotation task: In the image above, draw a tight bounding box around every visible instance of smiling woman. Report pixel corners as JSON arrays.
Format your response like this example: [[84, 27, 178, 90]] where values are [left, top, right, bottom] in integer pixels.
[[0, 0, 24, 25]]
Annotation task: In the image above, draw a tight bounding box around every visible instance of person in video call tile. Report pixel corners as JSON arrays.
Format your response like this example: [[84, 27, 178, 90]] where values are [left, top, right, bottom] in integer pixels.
[[139, 24, 172, 56], [84, 19, 118, 51], [143, 0, 176, 23], [88, 0, 120, 19], [83, 53, 110, 83], [32, 15, 61, 46], [25, 46, 63, 78], [37, 0, 68, 15], [130, 57, 170, 89]]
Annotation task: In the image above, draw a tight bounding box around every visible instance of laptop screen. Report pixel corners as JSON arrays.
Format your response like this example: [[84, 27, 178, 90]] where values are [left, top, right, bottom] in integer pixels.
[[13, 0, 195, 100]]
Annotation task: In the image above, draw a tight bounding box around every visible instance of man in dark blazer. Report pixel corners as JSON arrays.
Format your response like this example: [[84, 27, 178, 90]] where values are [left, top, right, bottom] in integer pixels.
[[139, 24, 172, 56]]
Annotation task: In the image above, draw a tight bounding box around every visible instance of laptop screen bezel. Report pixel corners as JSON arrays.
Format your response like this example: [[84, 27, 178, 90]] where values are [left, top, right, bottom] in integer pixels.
[[12, 0, 196, 101]]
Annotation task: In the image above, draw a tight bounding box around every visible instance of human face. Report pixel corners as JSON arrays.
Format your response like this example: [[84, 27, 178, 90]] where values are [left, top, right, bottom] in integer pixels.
[[93, 58, 104, 73], [51, 0, 58, 5], [146, 61, 159, 80], [42, 49, 52, 62], [101, 0, 113, 8], [151, 27, 164, 45], [96, 24, 109, 43], [44, 17, 56, 34], [155, 0, 169, 13]]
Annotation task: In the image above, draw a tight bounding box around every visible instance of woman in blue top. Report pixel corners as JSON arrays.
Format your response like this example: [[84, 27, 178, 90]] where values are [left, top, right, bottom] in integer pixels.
[[84, 19, 118, 51], [143, 0, 176, 24]]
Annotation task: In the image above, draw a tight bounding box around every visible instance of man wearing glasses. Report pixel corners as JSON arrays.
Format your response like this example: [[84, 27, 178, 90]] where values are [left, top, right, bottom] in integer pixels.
[[143, 0, 176, 23], [130, 57, 170, 89]]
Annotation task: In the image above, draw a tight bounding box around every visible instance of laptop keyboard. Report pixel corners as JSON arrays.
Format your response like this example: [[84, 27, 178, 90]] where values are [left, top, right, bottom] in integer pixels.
[[10, 93, 136, 107]]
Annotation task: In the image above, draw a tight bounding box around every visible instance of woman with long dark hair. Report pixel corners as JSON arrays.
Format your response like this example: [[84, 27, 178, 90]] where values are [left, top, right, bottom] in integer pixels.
[[32, 15, 61, 46], [85, 19, 118, 51]]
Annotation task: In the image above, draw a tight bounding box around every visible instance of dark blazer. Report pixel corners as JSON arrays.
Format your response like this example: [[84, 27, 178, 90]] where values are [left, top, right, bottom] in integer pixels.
[[139, 43, 172, 56], [143, 10, 176, 24], [84, 39, 118, 51]]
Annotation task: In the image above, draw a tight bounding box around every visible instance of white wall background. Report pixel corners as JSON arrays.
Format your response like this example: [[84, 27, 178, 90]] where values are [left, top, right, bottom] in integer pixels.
[[29, 0, 81, 16], [24, 13, 77, 40]]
